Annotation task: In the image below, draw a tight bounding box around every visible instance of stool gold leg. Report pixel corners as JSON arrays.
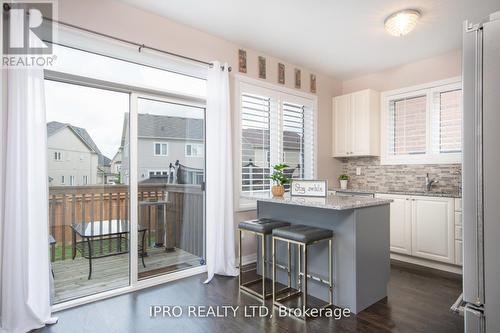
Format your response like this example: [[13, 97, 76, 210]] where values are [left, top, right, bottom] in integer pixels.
[[287, 241, 291, 288], [303, 244, 308, 311], [261, 233, 266, 301], [272, 236, 276, 306], [329, 238, 333, 306], [297, 243, 302, 292], [238, 229, 242, 289]]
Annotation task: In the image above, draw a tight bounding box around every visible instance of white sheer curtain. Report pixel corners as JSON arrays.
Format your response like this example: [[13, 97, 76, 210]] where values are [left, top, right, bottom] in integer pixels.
[[204, 62, 238, 283], [0, 66, 57, 333]]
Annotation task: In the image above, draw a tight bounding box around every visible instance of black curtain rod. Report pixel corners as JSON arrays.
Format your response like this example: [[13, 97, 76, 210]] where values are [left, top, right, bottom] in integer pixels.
[[2, 3, 232, 72]]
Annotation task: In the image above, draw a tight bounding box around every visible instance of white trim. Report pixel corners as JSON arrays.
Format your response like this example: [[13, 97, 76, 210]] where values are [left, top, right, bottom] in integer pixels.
[[234, 74, 317, 100], [153, 142, 168, 156], [185, 143, 204, 157], [51, 265, 207, 312], [130, 93, 139, 286], [380, 77, 462, 165], [46, 60, 208, 308], [48, 22, 208, 80], [237, 253, 257, 266], [391, 253, 462, 274], [234, 76, 318, 210]]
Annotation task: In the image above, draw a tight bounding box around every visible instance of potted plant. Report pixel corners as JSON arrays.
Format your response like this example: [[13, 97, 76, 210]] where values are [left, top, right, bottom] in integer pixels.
[[338, 174, 349, 190], [269, 163, 290, 197]]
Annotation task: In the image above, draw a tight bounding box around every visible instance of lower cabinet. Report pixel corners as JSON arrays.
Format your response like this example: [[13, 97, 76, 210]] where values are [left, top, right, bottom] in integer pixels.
[[377, 194, 412, 255], [376, 194, 456, 265]]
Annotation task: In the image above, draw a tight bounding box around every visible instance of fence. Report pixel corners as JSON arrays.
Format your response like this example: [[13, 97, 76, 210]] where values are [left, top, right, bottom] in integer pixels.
[[48, 184, 204, 262]]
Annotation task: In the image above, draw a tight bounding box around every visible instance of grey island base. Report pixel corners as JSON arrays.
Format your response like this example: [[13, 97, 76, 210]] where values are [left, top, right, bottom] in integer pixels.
[[247, 194, 392, 314]]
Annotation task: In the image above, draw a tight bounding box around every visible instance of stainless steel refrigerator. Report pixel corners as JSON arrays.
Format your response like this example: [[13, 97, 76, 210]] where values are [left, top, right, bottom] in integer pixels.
[[462, 11, 500, 333]]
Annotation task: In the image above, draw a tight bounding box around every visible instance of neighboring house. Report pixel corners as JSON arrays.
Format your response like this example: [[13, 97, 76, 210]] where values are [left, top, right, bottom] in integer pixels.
[[241, 128, 304, 191], [120, 113, 205, 184], [47, 121, 113, 186]]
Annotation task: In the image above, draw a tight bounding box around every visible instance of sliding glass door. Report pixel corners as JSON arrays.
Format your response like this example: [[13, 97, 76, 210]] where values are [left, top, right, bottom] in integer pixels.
[[133, 95, 205, 280]]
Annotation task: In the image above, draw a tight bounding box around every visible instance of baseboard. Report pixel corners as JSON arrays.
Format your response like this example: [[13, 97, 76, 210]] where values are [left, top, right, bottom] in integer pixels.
[[390, 253, 463, 275], [237, 253, 257, 267]]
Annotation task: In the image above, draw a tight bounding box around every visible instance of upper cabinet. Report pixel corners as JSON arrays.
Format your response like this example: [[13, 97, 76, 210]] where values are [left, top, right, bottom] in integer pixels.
[[332, 89, 380, 157]]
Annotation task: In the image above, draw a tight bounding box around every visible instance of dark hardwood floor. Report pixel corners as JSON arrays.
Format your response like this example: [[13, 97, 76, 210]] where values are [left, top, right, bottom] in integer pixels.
[[38, 261, 463, 333]]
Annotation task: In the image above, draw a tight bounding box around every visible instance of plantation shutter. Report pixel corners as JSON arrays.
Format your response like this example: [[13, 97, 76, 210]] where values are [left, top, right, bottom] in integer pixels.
[[387, 95, 427, 156], [240, 92, 271, 192]]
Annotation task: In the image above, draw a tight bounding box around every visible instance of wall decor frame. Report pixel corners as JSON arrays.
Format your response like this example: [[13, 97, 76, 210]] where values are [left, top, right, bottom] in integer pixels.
[[258, 56, 266, 79], [278, 62, 285, 84], [310, 74, 317, 93], [238, 49, 247, 73], [295, 68, 301, 89]]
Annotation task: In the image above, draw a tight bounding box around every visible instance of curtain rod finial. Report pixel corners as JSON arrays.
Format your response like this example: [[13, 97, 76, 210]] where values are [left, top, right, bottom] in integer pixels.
[[3, 3, 11, 11]]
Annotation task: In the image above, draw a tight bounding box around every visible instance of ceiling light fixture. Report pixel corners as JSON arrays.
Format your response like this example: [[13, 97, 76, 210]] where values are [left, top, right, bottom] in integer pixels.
[[384, 9, 421, 37]]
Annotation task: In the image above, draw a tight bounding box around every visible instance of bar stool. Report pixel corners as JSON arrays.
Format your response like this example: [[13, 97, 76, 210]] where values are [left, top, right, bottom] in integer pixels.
[[238, 218, 291, 301], [272, 225, 334, 319]]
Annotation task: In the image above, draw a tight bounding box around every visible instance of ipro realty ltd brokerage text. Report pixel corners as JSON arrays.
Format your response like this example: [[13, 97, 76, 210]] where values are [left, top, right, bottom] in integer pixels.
[[150, 305, 351, 319]]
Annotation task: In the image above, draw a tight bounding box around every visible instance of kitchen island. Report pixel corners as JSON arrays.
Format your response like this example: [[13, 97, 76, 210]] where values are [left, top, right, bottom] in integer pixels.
[[244, 193, 392, 314]]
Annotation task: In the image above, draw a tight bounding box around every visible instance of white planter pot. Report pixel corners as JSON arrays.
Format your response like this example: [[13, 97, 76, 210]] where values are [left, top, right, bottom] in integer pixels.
[[340, 179, 348, 190]]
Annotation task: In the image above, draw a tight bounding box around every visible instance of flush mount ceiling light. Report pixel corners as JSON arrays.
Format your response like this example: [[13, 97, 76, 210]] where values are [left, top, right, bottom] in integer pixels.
[[384, 9, 421, 37]]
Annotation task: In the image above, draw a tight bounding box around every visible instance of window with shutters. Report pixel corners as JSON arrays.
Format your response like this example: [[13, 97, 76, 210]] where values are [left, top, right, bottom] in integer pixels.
[[236, 78, 316, 209], [381, 79, 462, 164]]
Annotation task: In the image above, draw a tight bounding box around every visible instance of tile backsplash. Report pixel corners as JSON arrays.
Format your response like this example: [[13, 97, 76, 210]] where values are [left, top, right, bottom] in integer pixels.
[[339, 157, 461, 195]]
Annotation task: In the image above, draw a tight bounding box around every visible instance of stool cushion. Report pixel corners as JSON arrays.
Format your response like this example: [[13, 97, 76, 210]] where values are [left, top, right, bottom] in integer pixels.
[[238, 218, 290, 234], [272, 225, 333, 244]]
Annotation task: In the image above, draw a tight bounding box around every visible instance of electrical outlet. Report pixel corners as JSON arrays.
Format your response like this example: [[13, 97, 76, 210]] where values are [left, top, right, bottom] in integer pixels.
[[356, 167, 361, 176]]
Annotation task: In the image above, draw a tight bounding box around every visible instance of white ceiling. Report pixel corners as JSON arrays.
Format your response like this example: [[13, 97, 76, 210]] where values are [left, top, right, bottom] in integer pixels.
[[119, 0, 500, 79]]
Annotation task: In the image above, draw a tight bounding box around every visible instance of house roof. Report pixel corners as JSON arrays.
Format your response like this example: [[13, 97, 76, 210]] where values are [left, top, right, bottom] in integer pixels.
[[47, 121, 111, 166], [121, 113, 204, 145], [242, 128, 302, 149]]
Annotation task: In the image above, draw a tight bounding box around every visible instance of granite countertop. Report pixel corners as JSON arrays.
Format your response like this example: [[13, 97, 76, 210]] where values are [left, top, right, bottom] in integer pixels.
[[331, 188, 461, 198], [241, 193, 392, 211]]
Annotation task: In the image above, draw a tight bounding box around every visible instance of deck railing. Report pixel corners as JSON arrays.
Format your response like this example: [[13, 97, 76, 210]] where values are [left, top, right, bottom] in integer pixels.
[[48, 184, 204, 262]]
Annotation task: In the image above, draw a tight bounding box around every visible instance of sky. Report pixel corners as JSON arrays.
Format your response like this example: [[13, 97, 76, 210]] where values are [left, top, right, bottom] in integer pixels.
[[45, 80, 128, 159], [45, 80, 205, 159]]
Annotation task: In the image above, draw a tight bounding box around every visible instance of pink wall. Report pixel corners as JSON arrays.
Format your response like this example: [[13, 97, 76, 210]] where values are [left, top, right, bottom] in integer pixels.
[[57, 0, 343, 255], [341, 50, 462, 94]]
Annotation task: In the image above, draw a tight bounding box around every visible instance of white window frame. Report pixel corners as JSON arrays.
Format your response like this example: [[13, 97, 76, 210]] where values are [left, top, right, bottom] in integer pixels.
[[148, 169, 169, 177], [234, 75, 318, 210], [380, 77, 462, 165], [69, 175, 75, 186], [153, 142, 168, 156], [82, 175, 88, 185], [185, 143, 204, 157]]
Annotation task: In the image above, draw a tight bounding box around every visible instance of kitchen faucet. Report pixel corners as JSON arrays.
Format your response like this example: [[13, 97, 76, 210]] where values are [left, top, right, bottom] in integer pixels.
[[425, 173, 439, 192]]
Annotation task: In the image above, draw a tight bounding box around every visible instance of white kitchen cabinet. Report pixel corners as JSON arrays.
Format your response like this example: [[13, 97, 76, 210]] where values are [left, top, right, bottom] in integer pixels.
[[454, 199, 463, 265], [375, 193, 457, 266], [333, 94, 350, 156], [377, 193, 412, 255], [332, 89, 380, 157], [411, 196, 455, 264]]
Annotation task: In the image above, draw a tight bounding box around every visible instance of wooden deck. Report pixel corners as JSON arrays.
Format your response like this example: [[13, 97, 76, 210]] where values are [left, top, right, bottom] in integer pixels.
[[51, 247, 202, 304]]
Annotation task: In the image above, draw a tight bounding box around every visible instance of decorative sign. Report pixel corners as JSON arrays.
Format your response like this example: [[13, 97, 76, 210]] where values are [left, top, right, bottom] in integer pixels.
[[291, 180, 328, 197], [278, 62, 285, 84], [258, 56, 266, 79], [310, 74, 317, 93], [295, 68, 301, 89], [238, 49, 247, 73]]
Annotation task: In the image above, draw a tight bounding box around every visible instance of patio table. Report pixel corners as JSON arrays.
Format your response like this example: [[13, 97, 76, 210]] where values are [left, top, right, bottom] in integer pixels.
[[71, 220, 147, 279]]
